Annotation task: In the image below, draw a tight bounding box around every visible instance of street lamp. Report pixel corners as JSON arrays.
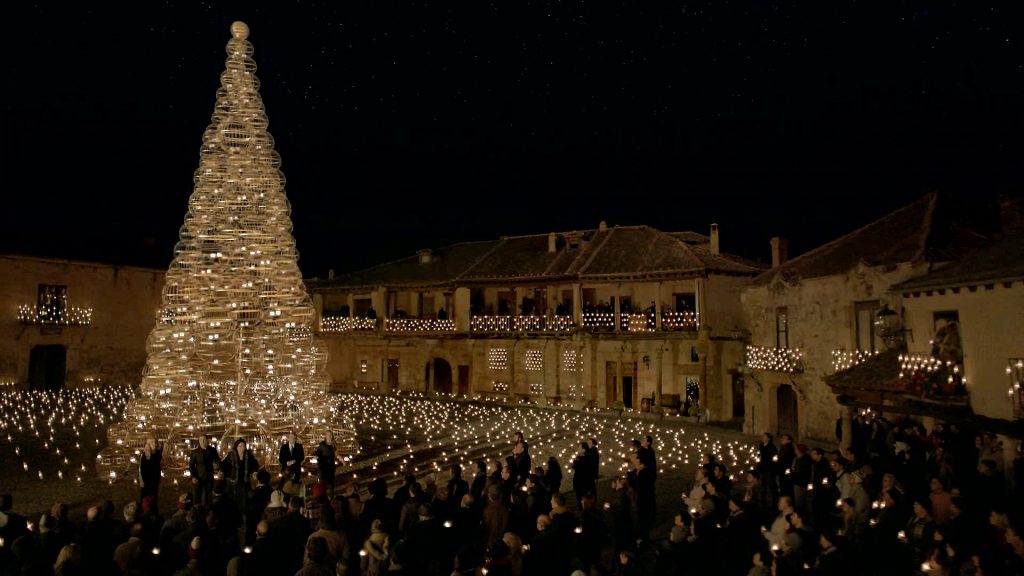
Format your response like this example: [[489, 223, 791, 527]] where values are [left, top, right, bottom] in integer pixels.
[[875, 305, 906, 349]]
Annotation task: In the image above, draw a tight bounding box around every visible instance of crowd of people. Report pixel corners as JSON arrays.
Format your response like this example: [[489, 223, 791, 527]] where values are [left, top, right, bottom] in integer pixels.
[[2, 415, 1024, 576], [671, 418, 1024, 576]]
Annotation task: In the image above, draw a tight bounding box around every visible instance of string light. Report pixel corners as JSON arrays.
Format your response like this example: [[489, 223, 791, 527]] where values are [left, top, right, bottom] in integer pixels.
[[319, 316, 377, 333], [488, 348, 509, 371], [831, 349, 879, 372], [745, 345, 803, 373], [17, 303, 93, 327]]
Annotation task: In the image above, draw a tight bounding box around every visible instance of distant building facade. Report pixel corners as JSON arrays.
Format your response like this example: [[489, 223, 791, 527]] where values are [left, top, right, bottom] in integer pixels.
[[0, 255, 164, 390], [741, 192, 1010, 442], [307, 223, 765, 421]]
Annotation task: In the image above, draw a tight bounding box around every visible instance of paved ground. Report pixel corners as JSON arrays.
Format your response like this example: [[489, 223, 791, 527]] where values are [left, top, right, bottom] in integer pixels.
[[1, 390, 763, 544]]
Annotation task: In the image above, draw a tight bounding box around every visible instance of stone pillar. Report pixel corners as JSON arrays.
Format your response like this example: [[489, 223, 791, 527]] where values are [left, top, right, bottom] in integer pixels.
[[614, 283, 622, 333], [655, 342, 665, 410], [655, 282, 663, 331], [840, 407, 853, 451]]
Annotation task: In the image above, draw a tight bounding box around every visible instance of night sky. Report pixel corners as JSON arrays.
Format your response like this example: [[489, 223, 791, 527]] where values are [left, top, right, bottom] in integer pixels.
[[3, 2, 1022, 278]]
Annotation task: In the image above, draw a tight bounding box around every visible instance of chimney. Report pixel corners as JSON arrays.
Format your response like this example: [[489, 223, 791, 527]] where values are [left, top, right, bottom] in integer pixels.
[[598, 221, 608, 232], [548, 232, 557, 253], [710, 223, 720, 255], [417, 249, 432, 264], [770, 237, 789, 268], [328, 269, 335, 279]]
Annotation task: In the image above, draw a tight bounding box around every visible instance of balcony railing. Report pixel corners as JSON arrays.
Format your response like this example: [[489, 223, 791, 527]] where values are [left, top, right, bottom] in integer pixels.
[[320, 316, 377, 333], [831, 349, 880, 373], [18, 304, 93, 327], [384, 318, 456, 333], [316, 309, 704, 337], [745, 344, 803, 373], [470, 315, 576, 333]]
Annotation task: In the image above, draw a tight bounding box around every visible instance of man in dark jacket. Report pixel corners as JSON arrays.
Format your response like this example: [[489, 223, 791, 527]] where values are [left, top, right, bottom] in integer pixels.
[[278, 431, 304, 484], [314, 430, 337, 496], [189, 435, 220, 507]]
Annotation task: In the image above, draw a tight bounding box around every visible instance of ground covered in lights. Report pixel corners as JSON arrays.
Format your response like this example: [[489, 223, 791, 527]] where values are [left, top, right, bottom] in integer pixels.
[[0, 387, 760, 538]]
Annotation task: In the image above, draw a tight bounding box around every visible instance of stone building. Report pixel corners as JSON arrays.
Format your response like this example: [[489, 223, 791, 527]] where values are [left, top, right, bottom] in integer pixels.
[[740, 192, 994, 442], [306, 223, 765, 422], [0, 255, 165, 390], [826, 197, 1024, 453]]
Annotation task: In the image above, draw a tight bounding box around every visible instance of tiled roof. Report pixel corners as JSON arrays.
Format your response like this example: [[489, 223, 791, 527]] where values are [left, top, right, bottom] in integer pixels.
[[893, 231, 1024, 292], [307, 241, 498, 289], [751, 192, 991, 287], [310, 225, 766, 289]]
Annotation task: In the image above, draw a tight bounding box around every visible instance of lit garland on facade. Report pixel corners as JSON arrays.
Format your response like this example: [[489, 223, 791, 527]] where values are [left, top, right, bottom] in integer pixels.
[[581, 312, 615, 329], [745, 345, 803, 373], [97, 22, 357, 479], [1008, 359, 1024, 417], [488, 348, 509, 371], [469, 315, 576, 333], [18, 304, 93, 327], [384, 318, 456, 333], [621, 313, 654, 332], [319, 316, 377, 333], [831, 349, 880, 372], [525, 350, 544, 372], [661, 310, 698, 330], [491, 381, 509, 393], [529, 383, 544, 395], [898, 353, 962, 381], [562, 349, 583, 373]]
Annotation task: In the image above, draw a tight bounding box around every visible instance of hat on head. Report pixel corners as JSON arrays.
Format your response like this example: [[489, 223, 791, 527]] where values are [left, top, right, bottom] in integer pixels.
[[267, 490, 286, 509], [189, 536, 202, 559]]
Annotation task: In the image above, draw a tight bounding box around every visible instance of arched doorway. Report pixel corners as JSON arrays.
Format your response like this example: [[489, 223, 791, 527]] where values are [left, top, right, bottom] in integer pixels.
[[429, 358, 453, 394], [777, 384, 798, 439], [29, 345, 66, 391]]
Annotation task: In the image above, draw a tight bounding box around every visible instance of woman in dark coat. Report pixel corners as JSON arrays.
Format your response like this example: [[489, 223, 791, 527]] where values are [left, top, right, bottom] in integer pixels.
[[221, 437, 260, 539], [542, 456, 563, 495], [139, 437, 163, 503]]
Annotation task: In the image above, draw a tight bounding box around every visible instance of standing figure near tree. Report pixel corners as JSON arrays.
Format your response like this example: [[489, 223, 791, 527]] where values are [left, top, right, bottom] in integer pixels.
[[139, 437, 163, 504], [222, 437, 260, 542], [315, 430, 337, 496], [279, 430, 304, 485], [189, 435, 219, 507]]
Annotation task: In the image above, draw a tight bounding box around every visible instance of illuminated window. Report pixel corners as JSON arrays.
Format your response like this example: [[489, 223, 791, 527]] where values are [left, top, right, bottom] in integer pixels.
[[526, 350, 543, 372], [488, 348, 509, 371]]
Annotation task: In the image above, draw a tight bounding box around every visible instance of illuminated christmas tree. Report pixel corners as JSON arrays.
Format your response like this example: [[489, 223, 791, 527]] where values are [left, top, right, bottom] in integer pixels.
[[99, 21, 356, 481]]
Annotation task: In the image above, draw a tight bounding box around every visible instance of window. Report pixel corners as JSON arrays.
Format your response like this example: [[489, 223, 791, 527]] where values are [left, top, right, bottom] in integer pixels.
[[562, 349, 582, 372], [526, 350, 543, 372], [353, 298, 372, 317], [674, 293, 696, 312], [855, 301, 881, 352], [775, 307, 789, 349], [931, 311, 962, 364], [37, 285, 68, 321], [488, 348, 509, 371]]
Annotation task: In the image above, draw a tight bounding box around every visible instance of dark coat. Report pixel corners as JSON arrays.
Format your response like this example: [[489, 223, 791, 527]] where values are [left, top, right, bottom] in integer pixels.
[[278, 442, 305, 481]]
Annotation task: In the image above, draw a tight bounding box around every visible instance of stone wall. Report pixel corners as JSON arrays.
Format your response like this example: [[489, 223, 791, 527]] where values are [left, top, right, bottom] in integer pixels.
[[0, 256, 164, 388], [741, 262, 925, 441]]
